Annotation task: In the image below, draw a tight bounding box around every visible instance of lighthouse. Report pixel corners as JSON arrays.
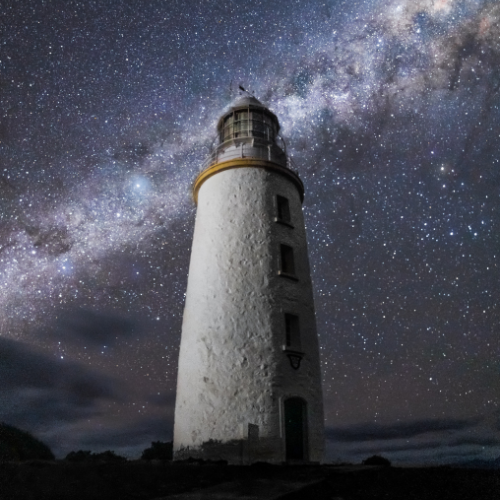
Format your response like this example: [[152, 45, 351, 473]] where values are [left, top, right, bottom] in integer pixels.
[[173, 96, 324, 463]]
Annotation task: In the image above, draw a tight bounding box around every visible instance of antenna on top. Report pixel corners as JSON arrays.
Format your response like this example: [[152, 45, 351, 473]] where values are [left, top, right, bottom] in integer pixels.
[[238, 84, 255, 97]]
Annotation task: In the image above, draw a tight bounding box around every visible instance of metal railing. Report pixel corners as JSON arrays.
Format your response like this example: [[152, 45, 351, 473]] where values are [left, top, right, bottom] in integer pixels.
[[200, 136, 300, 177]]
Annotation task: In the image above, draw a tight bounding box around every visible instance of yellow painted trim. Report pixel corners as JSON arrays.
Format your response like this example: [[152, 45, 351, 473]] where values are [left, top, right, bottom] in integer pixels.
[[193, 158, 304, 205]]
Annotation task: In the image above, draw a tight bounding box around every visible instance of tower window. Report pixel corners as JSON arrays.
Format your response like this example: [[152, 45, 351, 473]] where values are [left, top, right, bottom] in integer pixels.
[[280, 244, 296, 276], [285, 314, 300, 348], [276, 195, 291, 224]]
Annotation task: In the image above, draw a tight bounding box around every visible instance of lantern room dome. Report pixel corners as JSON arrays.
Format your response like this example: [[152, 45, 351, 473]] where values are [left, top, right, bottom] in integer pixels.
[[216, 96, 281, 145], [231, 95, 264, 107]]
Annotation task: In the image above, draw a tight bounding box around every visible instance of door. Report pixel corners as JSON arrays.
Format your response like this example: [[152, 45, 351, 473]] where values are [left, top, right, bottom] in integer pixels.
[[284, 398, 307, 460]]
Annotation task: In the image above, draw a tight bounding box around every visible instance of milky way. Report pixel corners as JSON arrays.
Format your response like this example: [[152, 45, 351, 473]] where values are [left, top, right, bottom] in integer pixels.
[[1, 0, 499, 463]]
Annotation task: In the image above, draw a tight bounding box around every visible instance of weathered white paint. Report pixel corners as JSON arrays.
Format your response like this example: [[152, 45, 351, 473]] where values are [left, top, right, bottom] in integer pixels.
[[173, 164, 324, 464]]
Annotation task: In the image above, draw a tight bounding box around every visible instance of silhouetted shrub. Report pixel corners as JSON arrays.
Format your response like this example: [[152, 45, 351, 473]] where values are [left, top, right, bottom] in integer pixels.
[[0, 423, 54, 461], [93, 450, 127, 462], [65, 449, 126, 462], [141, 441, 173, 461], [65, 450, 93, 462], [362, 455, 391, 466]]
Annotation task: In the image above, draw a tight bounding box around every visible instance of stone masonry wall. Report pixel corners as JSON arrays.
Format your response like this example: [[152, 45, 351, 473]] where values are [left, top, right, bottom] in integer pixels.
[[173, 166, 324, 463]]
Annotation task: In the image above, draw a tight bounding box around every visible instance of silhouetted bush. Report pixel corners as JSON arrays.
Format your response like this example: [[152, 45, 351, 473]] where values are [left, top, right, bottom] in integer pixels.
[[0, 423, 54, 461], [93, 450, 127, 462], [141, 441, 173, 461], [65, 450, 93, 462], [65, 449, 126, 462], [362, 455, 391, 466]]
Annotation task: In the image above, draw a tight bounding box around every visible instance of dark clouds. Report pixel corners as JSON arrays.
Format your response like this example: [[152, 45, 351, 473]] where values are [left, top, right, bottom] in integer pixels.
[[325, 416, 498, 463], [44, 309, 138, 347], [0, 334, 176, 457], [0, 336, 113, 393], [76, 415, 174, 450], [326, 417, 482, 442], [0, 336, 123, 426]]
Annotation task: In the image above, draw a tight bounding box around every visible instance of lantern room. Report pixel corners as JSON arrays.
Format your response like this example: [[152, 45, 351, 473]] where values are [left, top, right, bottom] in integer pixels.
[[217, 96, 280, 144]]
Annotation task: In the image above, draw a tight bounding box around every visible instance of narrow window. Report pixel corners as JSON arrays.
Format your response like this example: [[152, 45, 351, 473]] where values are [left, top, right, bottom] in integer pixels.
[[280, 244, 295, 276], [285, 314, 300, 348], [276, 195, 291, 223]]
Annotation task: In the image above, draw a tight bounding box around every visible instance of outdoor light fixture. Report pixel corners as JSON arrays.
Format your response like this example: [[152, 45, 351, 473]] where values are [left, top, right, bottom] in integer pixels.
[[283, 349, 304, 370]]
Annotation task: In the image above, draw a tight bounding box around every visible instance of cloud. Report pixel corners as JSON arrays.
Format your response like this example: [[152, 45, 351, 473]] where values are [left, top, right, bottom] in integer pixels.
[[326, 417, 482, 442], [449, 435, 500, 448], [146, 391, 176, 408], [39, 412, 175, 458], [0, 336, 175, 458], [0, 336, 124, 428], [43, 309, 138, 347], [77, 415, 173, 450], [325, 415, 499, 464], [358, 435, 500, 454], [494, 409, 500, 431]]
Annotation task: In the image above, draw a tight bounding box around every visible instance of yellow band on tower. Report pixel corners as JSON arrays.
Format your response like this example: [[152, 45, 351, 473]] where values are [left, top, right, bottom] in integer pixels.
[[193, 158, 304, 205]]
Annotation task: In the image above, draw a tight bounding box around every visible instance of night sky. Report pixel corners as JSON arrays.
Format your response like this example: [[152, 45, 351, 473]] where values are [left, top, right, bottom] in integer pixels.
[[1, 0, 499, 464]]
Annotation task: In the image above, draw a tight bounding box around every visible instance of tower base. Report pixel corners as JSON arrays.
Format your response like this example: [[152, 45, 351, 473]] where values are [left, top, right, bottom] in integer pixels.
[[174, 437, 307, 465]]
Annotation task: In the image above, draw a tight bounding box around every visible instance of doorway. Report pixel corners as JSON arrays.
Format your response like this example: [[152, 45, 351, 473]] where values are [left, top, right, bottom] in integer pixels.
[[284, 398, 307, 460]]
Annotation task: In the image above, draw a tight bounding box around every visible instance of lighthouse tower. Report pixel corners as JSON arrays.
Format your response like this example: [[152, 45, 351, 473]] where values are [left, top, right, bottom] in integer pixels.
[[173, 96, 324, 463]]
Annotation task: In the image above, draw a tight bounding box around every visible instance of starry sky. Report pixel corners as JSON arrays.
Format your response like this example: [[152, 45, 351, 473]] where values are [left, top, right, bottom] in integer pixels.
[[1, 0, 499, 464]]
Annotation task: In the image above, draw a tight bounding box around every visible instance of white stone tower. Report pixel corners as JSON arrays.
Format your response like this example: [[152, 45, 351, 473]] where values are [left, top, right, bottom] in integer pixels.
[[173, 96, 324, 463]]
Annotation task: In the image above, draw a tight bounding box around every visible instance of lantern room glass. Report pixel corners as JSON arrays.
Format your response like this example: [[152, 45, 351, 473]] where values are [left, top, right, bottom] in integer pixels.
[[218, 108, 278, 144]]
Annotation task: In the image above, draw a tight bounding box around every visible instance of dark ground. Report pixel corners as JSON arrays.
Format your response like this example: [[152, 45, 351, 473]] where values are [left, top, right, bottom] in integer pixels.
[[0, 462, 498, 500]]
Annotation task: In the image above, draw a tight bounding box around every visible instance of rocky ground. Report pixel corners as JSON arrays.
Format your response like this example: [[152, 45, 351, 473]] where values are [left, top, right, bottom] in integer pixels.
[[0, 462, 498, 500]]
